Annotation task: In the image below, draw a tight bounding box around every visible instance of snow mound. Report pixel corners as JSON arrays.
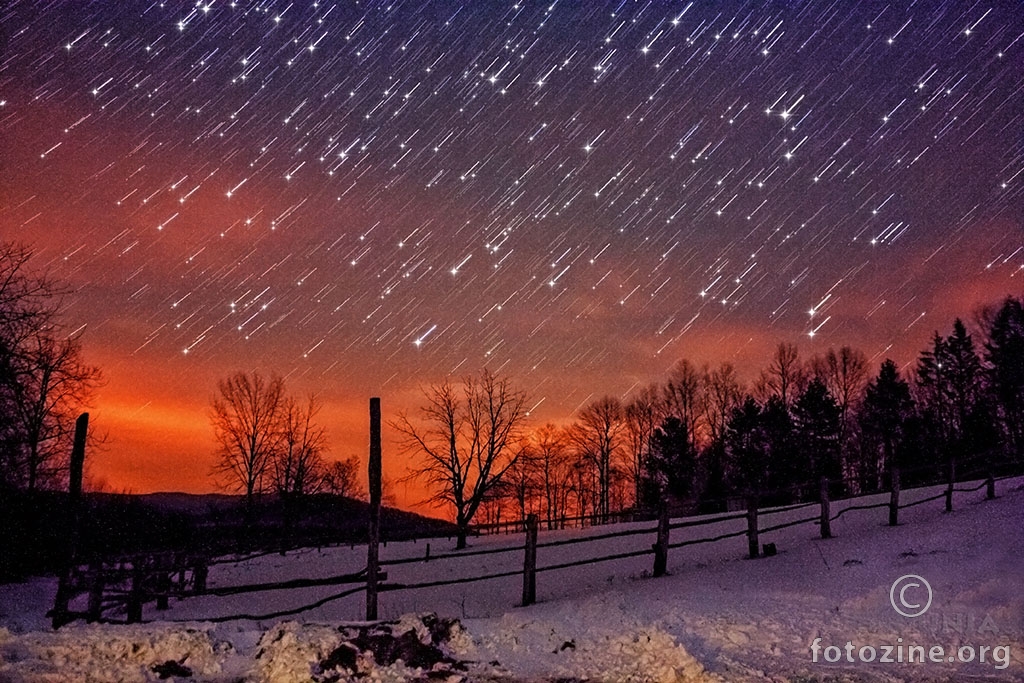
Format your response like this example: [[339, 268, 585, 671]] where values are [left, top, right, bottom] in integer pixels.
[[253, 621, 344, 682], [0, 623, 223, 682], [247, 615, 477, 682]]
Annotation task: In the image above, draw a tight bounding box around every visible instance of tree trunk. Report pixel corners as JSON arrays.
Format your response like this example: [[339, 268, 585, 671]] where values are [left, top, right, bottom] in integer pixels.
[[27, 442, 39, 492], [281, 491, 294, 555]]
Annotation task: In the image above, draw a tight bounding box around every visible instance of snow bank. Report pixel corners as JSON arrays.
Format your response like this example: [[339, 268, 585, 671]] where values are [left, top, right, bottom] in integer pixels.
[[0, 623, 224, 682], [0, 611, 715, 682], [464, 596, 718, 682]]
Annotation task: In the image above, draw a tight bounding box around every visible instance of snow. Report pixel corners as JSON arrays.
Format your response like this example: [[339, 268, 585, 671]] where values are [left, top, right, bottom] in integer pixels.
[[1, 478, 1021, 681], [0, 624, 225, 682]]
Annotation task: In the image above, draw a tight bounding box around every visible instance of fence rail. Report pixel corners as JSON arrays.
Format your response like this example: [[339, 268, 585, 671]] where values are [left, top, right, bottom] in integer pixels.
[[52, 466, 1023, 626]]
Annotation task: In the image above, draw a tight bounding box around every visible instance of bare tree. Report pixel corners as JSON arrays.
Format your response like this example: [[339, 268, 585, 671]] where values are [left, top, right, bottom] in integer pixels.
[[569, 456, 598, 523], [322, 455, 366, 499], [624, 384, 663, 508], [8, 330, 101, 491], [753, 342, 806, 406], [569, 396, 625, 523], [699, 363, 743, 505], [663, 359, 703, 452], [273, 394, 328, 497], [0, 243, 102, 492], [0, 244, 59, 350], [811, 346, 869, 479], [701, 362, 744, 446], [393, 369, 528, 548], [210, 371, 287, 513], [504, 439, 540, 521], [812, 347, 869, 425], [532, 423, 573, 529], [477, 484, 509, 529]]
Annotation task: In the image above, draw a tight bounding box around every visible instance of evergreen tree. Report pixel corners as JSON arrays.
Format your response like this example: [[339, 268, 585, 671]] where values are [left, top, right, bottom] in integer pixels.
[[792, 378, 842, 496], [724, 397, 769, 496], [916, 319, 991, 477], [944, 319, 984, 436], [643, 416, 696, 507], [860, 359, 914, 489], [760, 395, 797, 501], [983, 297, 1024, 456]]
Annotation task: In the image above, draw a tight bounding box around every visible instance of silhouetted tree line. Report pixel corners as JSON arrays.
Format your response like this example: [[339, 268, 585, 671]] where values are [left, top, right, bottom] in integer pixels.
[[4, 240, 1023, 565], [473, 299, 1024, 526]]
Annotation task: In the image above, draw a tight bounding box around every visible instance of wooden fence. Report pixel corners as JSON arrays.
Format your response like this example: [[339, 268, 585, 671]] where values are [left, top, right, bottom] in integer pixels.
[[49, 405, 1021, 626], [375, 464, 1016, 611], [53, 463, 1018, 625], [50, 553, 209, 625]]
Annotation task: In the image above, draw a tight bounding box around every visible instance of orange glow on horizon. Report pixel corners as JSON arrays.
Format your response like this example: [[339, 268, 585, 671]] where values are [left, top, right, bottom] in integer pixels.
[[84, 262, 1021, 514]]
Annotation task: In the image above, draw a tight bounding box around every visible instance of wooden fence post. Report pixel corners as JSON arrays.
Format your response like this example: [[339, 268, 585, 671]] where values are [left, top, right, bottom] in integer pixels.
[[127, 560, 143, 624], [945, 458, 955, 513], [746, 495, 759, 559], [522, 514, 538, 606], [193, 557, 208, 595], [177, 555, 187, 593], [366, 397, 382, 621], [653, 506, 670, 577], [155, 557, 170, 611], [986, 468, 996, 500], [52, 412, 89, 629], [819, 477, 832, 539], [86, 559, 103, 623], [889, 466, 900, 527]]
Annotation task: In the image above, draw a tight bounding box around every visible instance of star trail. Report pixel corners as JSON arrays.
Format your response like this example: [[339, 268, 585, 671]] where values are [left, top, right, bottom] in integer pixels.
[[1, 1, 1022, 499]]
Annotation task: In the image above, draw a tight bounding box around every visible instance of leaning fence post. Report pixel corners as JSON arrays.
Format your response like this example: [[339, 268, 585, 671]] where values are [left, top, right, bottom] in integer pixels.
[[366, 397, 382, 621], [522, 514, 538, 606], [653, 506, 670, 577], [889, 466, 900, 526], [945, 458, 955, 513], [819, 477, 832, 539], [746, 495, 759, 559]]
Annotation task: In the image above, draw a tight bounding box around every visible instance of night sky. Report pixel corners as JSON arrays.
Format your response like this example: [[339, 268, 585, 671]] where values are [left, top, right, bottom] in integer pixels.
[[2, 1, 1022, 505]]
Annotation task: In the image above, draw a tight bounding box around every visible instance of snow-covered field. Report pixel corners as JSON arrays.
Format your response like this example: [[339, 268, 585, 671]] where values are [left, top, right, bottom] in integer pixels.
[[1, 478, 1022, 682]]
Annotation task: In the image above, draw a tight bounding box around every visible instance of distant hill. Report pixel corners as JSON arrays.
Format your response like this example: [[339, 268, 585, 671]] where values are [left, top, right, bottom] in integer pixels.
[[124, 491, 456, 540], [132, 492, 240, 514], [1, 489, 458, 581]]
